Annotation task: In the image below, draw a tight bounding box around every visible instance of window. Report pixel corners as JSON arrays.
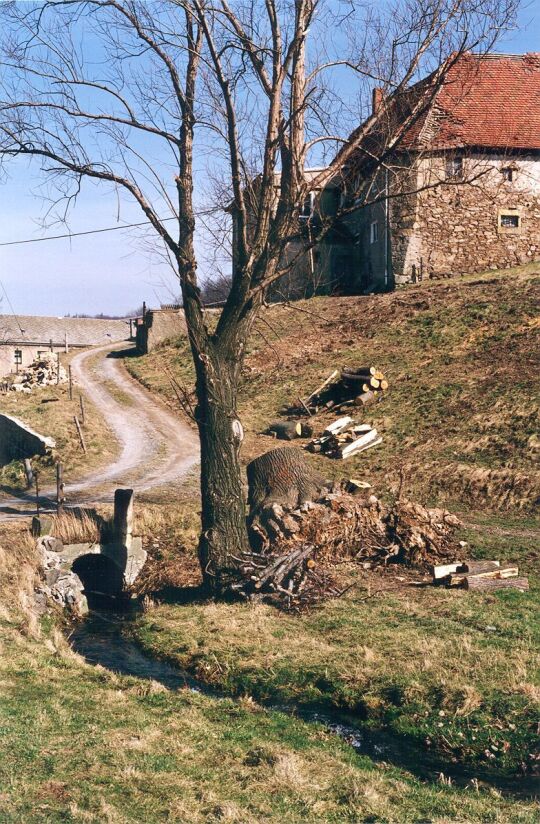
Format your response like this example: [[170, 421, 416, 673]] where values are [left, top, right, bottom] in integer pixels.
[[501, 167, 515, 182], [299, 193, 313, 219], [445, 156, 463, 179], [370, 221, 379, 244], [498, 208, 521, 233], [14, 349, 22, 365]]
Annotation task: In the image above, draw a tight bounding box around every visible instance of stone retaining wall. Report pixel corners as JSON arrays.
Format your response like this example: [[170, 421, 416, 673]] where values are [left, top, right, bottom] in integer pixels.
[[0, 413, 55, 465]]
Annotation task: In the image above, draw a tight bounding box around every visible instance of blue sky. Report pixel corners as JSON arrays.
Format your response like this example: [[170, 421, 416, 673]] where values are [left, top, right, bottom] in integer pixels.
[[0, 1, 539, 317]]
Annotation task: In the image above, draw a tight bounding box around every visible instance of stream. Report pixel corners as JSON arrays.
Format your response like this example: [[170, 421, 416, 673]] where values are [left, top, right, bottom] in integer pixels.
[[69, 607, 539, 799]]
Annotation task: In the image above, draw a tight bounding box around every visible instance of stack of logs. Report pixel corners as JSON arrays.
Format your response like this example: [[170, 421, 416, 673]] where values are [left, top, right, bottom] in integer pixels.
[[341, 366, 389, 409], [307, 415, 382, 459], [287, 365, 389, 416], [433, 560, 529, 591]]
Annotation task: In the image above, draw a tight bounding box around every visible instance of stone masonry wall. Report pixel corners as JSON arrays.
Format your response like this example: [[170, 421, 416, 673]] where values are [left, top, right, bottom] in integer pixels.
[[392, 153, 540, 283], [0, 413, 55, 465]]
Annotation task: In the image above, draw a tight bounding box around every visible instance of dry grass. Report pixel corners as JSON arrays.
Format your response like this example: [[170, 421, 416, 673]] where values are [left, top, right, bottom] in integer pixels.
[[0, 349, 118, 494], [126, 265, 540, 512]]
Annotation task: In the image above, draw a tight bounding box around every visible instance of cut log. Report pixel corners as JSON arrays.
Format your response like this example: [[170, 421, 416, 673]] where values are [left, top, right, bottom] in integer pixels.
[[373, 370, 385, 381], [324, 416, 354, 436], [380, 380, 389, 391], [450, 566, 519, 587], [267, 421, 303, 441], [462, 560, 500, 574], [354, 391, 377, 407], [465, 576, 529, 591]]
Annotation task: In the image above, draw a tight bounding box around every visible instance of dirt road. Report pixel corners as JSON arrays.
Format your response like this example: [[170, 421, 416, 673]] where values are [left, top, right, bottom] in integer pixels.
[[0, 344, 199, 516]]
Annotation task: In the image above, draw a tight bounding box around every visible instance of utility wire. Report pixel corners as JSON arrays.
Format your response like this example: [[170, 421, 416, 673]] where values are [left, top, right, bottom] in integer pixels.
[[0, 216, 178, 247], [0, 280, 25, 334]]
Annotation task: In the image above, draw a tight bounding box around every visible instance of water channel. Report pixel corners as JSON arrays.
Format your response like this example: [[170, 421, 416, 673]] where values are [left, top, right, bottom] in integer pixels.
[[69, 606, 539, 800]]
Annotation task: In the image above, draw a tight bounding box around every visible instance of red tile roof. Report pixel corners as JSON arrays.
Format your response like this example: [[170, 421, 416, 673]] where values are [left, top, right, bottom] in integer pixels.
[[410, 53, 540, 151]]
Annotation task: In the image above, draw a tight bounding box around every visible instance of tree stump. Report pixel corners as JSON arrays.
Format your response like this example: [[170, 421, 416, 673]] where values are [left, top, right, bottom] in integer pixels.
[[247, 447, 326, 518]]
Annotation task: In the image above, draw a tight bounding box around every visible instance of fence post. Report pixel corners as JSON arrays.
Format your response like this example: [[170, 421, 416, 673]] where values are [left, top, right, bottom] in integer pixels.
[[56, 462, 65, 515], [23, 458, 34, 489], [56, 352, 61, 385], [35, 471, 40, 519], [68, 365, 73, 400], [79, 394, 85, 425]]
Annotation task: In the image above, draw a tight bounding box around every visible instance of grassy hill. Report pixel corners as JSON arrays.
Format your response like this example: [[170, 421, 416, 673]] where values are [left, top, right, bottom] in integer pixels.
[[127, 265, 540, 513], [125, 265, 539, 793]]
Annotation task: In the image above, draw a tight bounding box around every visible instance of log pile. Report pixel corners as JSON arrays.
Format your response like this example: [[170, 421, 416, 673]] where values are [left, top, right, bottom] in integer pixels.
[[432, 559, 529, 591], [10, 353, 67, 392], [307, 416, 382, 459], [232, 447, 463, 609], [287, 365, 389, 416]]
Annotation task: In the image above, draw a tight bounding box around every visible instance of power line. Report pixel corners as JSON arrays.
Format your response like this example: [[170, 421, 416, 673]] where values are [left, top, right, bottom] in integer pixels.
[[0, 281, 24, 334], [0, 216, 178, 247]]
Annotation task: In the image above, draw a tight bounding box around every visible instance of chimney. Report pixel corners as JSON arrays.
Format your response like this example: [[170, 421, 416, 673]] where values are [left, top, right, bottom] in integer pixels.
[[372, 87, 384, 115]]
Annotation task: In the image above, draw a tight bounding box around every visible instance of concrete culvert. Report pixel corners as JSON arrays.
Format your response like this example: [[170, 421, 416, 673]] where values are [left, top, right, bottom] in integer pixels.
[[72, 554, 124, 601]]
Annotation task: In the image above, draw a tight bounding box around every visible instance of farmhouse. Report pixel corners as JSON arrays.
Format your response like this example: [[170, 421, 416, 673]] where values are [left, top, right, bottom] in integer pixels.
[[347, 52, 540, 291], [256, 52, 540, 298], [0, 315, 130, 377]]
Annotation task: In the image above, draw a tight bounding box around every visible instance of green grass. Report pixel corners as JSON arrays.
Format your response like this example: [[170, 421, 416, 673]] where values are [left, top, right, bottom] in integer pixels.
[[134, 511, 539, 779], [2, 527, 538, 822]]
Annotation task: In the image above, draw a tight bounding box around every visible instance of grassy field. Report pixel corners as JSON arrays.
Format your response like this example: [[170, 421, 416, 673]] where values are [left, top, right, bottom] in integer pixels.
[[125, 266, 539, 797], [3, 524, 539, 822], [0, 349, 117, 494]]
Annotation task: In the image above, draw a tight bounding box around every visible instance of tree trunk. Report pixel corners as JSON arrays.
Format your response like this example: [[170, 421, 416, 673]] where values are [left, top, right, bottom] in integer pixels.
[[195, 349, 251, 594]]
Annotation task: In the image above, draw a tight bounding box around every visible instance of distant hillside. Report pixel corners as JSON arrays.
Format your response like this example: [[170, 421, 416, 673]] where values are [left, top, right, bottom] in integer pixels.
[[127, 265, 540, 513]]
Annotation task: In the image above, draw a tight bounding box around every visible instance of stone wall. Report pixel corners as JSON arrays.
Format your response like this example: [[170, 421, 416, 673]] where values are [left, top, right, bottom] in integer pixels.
[[392, 153, 540, 283], [135, 309, 187, 354], [0, 413, 55, 465]]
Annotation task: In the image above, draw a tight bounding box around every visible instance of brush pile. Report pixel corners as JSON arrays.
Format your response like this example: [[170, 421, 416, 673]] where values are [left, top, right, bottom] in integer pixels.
[[307, 415, 382, 458], [287, 365, 389, 416], [231, 447, 462, 609], [10, 353, 67, 392]]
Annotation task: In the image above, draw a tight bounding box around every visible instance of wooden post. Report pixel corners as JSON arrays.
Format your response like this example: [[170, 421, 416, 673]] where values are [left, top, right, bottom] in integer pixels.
[[56, 462, 65, 515], [23, 458, 34, 489], [35, 471, 40, 519], [68, 365, 73, 400], [79, 394, 85, 425], [64, 332, 69, 353], [74, 415, 87, 453], [56, 352, 61, 385], [49, 338, 53, 352], [114, 488, 134, 547]]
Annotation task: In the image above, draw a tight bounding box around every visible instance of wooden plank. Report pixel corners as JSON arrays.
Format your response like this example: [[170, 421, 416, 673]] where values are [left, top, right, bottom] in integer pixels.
[[450, 566, 519, 587], [465, 576, 529, 592], [339, 430, 381, 459], [324, 416, 354, 436], [432, 562, 462, 581]]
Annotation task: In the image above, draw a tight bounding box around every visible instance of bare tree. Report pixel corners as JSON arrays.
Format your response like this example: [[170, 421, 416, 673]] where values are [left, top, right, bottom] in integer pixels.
[[0, 0, 517, 593]]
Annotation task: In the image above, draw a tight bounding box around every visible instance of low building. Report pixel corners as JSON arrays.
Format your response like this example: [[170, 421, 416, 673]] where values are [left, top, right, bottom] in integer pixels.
[[0, 315, 130, 377]]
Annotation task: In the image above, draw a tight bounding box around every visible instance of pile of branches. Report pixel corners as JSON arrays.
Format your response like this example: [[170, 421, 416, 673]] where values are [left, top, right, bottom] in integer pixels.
[[232, 447, 462, 609]]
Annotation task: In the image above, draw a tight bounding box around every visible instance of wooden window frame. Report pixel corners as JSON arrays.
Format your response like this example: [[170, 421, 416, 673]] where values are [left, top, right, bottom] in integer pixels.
[[498, 208, 521, 234]]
